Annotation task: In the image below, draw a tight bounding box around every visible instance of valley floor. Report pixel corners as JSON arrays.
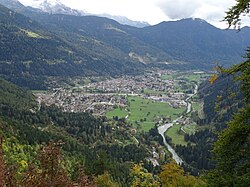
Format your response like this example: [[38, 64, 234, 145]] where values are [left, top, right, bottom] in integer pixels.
[[33, 70, 210, 166]]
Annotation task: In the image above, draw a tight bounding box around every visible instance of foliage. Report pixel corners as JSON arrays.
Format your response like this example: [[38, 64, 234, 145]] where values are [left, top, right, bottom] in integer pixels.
[[21, 141, 73, 187], [0, 78, 157, 186], [0, 78, 36, 110], [207, 1, 250, 185], [0, 136, 5, 187], [176, 129, 216, 175], [225, 48, 250, 101], [77, 169, 97, 187], [224, 0, 250, 28], [159, 161, 206, 187], [95, 171, 119, 187], [207, 105, 250, 186], [130, 163, 160, 187]]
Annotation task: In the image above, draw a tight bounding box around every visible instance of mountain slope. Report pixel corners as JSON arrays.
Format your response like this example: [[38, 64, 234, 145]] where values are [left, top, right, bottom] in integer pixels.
[[0, 78, 154, 186], [30, 13, 250, 69], [126, 18, 250, 68], [27, 13, 171, 62], [1, 1, 250, 87], [0, 4, 146, 89]]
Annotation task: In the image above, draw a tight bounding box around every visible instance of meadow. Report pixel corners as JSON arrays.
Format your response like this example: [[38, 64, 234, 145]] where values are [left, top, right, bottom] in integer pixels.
[[106, 96, 185, 131]]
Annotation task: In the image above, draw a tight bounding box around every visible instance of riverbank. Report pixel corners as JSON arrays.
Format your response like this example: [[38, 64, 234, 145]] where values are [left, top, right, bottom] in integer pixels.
[[157, 84, 198, 164]]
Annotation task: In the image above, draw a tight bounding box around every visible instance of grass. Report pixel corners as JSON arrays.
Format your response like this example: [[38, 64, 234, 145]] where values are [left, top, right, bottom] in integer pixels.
[[182, 123, 198, 135], [143, 89, 166, 94], [183, 73, 211, 83], [106, 96, 185, 132], [32, 90, 48, 94], [20, 29, 44, 38], [161, 74, 173, 80], [192, 102, 201, 111], [165, 124, 187, 145], [192, 102, 205, 119], [185, 74, 201, 82], [105, 108, 128, 119], [128, 96, 185, 131]]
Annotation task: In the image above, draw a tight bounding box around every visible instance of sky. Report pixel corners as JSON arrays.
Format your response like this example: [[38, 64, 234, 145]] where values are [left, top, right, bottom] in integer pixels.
[[18, 0, 249, 29]]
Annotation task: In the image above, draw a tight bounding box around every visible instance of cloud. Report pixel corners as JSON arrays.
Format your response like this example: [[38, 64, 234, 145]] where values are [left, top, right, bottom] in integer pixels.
[[156, 0, 236, 23], [19, 0, 250, 28], [157, 0, 201, 19]]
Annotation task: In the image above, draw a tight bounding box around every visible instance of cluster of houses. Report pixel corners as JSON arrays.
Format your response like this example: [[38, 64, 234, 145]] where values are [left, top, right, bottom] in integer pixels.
[[83, 72, 175, 94], [35, 88, 127, 115], [35, 70, 191, 116]]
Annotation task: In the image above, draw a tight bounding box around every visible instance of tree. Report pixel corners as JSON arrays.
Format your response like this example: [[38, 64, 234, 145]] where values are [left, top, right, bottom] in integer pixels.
[[159, 161, 206, 187], [21, 141, 73, 187], [207, 105, 250, 186], [0, 136, 5, 187], [130, 163, 160, 187], [208, 0, 250, 186], [224, 0, 250, 29], [95, 171, 119, 187], [77, 169, 97, 187]]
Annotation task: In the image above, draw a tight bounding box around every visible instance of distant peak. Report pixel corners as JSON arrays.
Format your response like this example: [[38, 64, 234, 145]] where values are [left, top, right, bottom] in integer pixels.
[[181, 18, 207, 23], [41, 0, 62, 6]]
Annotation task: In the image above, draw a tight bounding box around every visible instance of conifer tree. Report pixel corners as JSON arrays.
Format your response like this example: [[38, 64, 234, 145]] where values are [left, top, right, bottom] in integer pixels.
[[208, 0, 250, 185]]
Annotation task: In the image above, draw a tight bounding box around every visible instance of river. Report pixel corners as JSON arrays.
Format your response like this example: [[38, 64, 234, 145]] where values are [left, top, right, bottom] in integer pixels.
[[158, 117, 183, 165], [157, 84, 198, 165]]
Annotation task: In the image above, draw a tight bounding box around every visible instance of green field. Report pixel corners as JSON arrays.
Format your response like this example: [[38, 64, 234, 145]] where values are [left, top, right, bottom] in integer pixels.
[[192, 102, 201, 111], [192, 102, 205, 119], [165, 124, 187, 145], [182, 123, 197, 134], [106, 107, 129, 119], [106, 96, 185, 132], [32, 90, 48, 94], [183, 73, 211, 83], [161, 74, 173, 80], [143, 89, 166, 94]]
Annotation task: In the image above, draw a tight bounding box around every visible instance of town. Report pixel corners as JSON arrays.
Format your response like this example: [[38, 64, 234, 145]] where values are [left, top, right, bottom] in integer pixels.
[[35, 70, 201, 116]]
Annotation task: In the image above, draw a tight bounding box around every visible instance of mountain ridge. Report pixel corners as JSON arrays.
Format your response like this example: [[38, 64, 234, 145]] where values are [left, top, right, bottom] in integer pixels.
[[13, 0, 150, 28], [0, 3, 146, 88], [1, 1, 250, 89]]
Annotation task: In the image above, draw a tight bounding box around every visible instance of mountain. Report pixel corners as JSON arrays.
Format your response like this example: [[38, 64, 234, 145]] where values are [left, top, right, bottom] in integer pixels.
[[26, 13, 171, 61], [169, 75, 245, 175], [36, 0, 86, 16], [126, 18, 250, 68], [1, 1, 250, 89], [99, 14, 150, 28], [25, 6, 250, 69], [0, 3, 148, 89], [33, 0, 150, 27], [2, 0, 149, 28], [20, 0, 87, 16]]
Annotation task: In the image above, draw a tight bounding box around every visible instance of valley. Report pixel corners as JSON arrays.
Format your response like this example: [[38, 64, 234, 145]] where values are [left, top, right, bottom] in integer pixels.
[[34, 70, 210, 167], [35, 70, 208, 130], [0, 0, 249, 186]]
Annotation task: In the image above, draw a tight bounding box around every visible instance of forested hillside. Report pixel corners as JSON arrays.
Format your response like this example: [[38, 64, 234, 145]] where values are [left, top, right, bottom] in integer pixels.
[[0, 0, 249, 186], [0, 77, 207, 186], [174, 73, 248, 175], [22, 8, 250, 69], [1, 1, 250, 90], [0, 78, 152, 186], [0, 4, 145, 89], [126, 18, 250, 68]]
